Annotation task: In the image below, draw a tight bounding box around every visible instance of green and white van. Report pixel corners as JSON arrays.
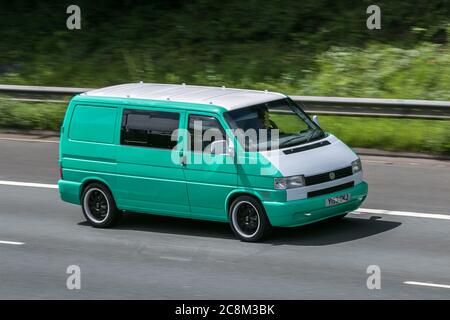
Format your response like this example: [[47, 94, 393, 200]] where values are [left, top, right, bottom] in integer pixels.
[[58, 83, 368, 241]]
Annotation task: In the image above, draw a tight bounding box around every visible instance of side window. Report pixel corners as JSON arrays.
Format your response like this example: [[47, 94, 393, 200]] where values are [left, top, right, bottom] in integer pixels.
[[69, 105, 117, 144], [188, 115, 225, 153], [121, 109, 179, 149]]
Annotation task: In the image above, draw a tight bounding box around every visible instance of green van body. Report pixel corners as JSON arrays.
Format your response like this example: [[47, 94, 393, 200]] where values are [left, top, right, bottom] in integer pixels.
[[58, 93, 368, 228]]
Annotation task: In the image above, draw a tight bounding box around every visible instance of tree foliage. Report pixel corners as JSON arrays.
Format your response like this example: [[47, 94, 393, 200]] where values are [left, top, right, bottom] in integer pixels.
[[0, 1, 449, 98]]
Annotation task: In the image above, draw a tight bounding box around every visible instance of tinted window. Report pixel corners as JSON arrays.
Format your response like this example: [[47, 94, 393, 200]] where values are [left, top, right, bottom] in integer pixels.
[[188, 115, 225, 153], [121, 109, 179, 149]]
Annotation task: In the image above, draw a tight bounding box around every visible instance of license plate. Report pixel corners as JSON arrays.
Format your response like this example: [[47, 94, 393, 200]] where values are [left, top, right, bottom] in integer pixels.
[[325, 193, 350, 207]]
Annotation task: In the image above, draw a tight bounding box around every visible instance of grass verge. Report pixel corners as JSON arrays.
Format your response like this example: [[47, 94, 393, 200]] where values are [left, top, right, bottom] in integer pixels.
[[319, 115, 450, 156], [0, 101, 449, 156], [0, 101, 66, 131]]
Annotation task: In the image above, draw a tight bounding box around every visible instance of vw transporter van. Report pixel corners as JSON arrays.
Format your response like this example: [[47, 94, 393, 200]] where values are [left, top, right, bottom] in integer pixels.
[[58, 83, 368, 241]]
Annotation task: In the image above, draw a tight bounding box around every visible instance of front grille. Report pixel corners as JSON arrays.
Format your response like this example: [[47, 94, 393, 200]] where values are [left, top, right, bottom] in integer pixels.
[[307, 181, 354, 198], [304, 166, 353, 186]]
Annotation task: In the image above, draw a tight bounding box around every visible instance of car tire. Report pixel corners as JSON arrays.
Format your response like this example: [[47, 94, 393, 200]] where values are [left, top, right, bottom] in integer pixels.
[[81, 183, 121, 228], [229, 195, 272, 242]]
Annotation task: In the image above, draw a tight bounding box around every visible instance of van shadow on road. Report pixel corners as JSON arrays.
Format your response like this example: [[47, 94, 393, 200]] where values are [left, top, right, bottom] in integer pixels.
[[268, 216, 401, 246], [79, 213, 401, 246]]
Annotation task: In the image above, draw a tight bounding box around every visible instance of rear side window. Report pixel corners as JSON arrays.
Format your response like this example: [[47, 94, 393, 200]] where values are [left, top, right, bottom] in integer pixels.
[[69, 105, 117, 144], [121, 109, 180, 149]]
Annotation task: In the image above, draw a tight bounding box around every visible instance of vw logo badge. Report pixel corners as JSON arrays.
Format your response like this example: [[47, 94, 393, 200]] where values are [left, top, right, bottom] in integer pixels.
[[329, 172, 335, 180]]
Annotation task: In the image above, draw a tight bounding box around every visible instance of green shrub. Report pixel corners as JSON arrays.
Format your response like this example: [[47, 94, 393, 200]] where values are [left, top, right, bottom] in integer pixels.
[[0, 101, 66, 131]]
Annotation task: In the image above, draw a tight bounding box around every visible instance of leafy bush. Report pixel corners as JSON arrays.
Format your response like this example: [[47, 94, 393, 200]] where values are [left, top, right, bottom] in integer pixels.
[[0, 101, 66, 131], [298, 43, 450, 100], [0, 1, 449, 155], [0, 1, 449, 101]]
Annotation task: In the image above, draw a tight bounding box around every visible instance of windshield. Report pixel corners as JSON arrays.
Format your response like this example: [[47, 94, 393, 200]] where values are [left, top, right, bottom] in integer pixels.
[[224, 98, 325, 151]]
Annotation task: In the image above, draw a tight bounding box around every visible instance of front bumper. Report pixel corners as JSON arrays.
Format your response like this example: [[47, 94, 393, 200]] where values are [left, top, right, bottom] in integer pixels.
[[263, 181, 368, 227]]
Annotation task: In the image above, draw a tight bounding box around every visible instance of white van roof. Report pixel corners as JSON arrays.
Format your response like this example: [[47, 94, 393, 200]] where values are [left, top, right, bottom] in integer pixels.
[[84, 83, 286, 110]]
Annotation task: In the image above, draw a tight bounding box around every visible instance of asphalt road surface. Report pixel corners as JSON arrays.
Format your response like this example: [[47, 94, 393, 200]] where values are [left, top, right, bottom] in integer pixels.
[[0, 138, 449, 299]]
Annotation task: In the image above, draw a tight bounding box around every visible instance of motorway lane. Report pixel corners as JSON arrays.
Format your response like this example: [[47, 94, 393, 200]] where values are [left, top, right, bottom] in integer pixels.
[[362, 156, 450, 214], [1, 186, 449, 299], [0, 139, 449, 213], [0, 139, 58, 184], [0, 139, 450, 299]]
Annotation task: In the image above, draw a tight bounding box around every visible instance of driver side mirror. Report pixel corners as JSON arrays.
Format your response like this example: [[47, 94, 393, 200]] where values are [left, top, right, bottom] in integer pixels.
[[210, 139, 234, 156], [312, 115, 320, 126]]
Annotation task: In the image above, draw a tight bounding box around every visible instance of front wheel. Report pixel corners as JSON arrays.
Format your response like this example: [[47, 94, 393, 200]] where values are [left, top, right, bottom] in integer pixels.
[[229, 196, 272, 242], [81, 183, 121, 228]]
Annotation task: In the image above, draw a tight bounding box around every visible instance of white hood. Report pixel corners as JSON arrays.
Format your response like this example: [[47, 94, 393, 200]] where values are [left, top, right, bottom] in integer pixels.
[[261, 134, 358, 177]]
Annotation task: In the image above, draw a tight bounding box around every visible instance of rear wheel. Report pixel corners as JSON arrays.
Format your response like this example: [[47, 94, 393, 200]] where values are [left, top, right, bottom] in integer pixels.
[[81, 183, 121, 228], [229, 196, 272, 242]]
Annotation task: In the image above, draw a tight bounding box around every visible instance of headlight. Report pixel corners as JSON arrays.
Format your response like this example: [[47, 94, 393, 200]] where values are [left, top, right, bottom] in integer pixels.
[[274, 175, 305, 190], [352, 158, 362, 174]]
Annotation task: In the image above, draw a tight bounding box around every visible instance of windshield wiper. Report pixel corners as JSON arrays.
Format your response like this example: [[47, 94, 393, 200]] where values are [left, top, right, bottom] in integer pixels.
[[279, 130, 311, 148], [280, 129, 323, 149], [305, 128, 322, 143]]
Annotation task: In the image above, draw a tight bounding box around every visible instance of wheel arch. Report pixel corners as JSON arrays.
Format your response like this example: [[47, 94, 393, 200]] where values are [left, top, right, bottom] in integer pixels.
[[225, 189, 265, 215], [79, 177, 115, 200]]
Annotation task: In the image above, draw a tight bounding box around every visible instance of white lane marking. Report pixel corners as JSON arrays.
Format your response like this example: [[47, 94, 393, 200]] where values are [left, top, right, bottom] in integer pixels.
[[159, 256, 192, 262], [0, 240, 25, 246], [0, 137, 59, 144], [362, 159, 449, 168], [0, 180, 58, 189], [404, 281, 450, 289], [0, 180, 449, 222], [354, 208, 450, 220]]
